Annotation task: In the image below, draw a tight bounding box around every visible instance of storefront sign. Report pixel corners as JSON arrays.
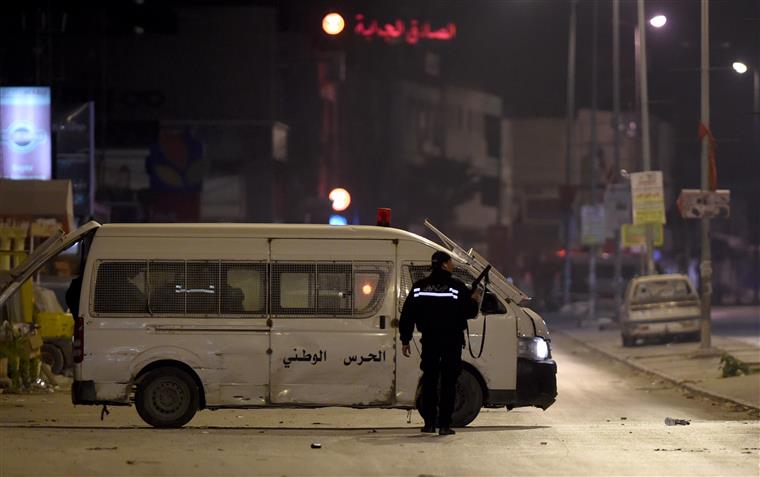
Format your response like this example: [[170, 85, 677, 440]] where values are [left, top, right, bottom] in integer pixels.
[[354, 14, 456, 44]]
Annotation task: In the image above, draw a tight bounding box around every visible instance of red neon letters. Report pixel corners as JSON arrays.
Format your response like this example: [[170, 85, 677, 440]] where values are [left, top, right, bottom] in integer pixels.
[[353, 14, 456, 44]]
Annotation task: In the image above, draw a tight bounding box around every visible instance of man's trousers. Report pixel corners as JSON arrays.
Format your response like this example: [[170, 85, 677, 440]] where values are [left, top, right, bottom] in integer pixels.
[[420, 337, 462, 428]]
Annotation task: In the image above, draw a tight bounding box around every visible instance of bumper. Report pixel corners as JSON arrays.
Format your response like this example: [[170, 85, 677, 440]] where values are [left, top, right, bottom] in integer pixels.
[[72, 380, 131, 406], [515, 358, 557, 409], [623, 318, 699, 338], [71, 380, 97, 405]]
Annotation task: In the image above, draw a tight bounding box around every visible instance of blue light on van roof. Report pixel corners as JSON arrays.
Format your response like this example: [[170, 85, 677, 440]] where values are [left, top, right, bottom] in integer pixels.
[[329, 214, 348, 226]]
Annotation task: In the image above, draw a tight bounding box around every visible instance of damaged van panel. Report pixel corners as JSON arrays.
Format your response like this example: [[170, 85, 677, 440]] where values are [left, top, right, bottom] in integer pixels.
[[270, 329, 395, 405], [94, 382, 131, 402]]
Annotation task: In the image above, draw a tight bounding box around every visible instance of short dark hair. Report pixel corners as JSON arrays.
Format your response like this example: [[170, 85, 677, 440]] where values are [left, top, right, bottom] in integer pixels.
[[431, 251, 452, 269]]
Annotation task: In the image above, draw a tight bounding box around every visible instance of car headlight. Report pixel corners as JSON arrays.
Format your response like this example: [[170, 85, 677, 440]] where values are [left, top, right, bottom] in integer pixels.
[[518, 337, 550, 361]]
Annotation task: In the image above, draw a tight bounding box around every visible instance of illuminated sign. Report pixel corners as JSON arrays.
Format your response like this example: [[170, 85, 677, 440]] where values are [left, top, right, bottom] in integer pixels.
[[0, 87, 51, 180], [354, 14, 456, 44]]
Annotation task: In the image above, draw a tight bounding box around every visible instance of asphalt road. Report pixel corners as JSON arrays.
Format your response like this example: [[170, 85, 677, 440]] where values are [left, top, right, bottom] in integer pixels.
[[1, 334, 758, 477], [712, 306, 760, 347]]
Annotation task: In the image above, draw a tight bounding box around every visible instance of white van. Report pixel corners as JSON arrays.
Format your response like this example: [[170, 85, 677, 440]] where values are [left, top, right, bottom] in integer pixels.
[[0, 220, 557, 428]]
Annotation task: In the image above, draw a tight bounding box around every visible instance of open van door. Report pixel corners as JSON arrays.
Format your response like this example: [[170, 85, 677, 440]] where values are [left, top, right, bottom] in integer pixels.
[[0, 221, 100, 308]]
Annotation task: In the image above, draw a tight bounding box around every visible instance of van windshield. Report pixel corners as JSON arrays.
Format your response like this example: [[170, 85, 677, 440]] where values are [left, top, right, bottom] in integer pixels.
[[633, 279, 694, 304]]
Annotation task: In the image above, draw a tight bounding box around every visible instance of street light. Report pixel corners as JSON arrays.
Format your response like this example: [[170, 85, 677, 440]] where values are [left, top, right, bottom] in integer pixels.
[[732, 61, 748, 74], [322, 13, 345, 36], [649, 15, 667, 28]]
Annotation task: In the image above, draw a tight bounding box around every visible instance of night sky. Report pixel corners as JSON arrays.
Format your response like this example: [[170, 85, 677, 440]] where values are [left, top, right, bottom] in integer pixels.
[[1, 0, 758, 200]]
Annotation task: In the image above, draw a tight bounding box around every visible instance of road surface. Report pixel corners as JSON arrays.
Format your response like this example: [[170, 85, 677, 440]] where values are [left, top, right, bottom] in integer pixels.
[[1, 334, 757, 476], [712, 306, 760, 348]]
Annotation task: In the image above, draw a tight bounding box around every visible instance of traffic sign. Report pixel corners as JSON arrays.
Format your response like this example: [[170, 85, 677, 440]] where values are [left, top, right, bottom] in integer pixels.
[[603, 183, 631, 238], [581, 205, 606, 246], [677, 189, 730, 219], [621, 223, 664, 248], [630, 171, 666, 225]]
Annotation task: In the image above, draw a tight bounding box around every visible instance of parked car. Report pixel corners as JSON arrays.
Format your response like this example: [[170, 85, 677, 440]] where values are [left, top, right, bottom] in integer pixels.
[[620, 274, 701, 347]]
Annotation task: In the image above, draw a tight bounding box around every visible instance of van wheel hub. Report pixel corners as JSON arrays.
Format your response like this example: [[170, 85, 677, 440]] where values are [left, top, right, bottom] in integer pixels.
[[152, 380, 186, 414]]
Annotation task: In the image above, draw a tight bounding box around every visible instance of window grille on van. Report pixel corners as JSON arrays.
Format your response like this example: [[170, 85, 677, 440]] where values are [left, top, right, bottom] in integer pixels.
[[93, 260, 388, 318], [93, 260, 268, 317], [399, 264, 475, 312], [148, 261, 187, 314], [220, 262, 267, 315], [271, 261, 391, 317], [186, 261, 219, 314], [93, 261, 148, 314]]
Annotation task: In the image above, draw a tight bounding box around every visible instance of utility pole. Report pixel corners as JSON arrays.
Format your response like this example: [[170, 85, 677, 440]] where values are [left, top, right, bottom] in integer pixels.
[[563, 0, 577, 308], [637, 0, 655, 275], [753, 35, 760, 305], [612, 0, 623, 318], [699, 0, 713, 349], [588, 0, 599, 323]]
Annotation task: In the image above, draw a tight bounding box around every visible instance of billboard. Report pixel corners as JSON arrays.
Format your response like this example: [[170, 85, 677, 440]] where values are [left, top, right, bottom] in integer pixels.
[[0, 87, 51, 180]]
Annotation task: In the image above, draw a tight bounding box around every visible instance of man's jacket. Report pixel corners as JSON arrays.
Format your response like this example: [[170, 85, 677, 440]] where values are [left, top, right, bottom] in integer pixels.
[[399, 268, 479, 345]]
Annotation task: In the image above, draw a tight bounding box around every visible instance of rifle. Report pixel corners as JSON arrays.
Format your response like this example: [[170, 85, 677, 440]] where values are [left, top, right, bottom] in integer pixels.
[[470, 265, 492, 292]]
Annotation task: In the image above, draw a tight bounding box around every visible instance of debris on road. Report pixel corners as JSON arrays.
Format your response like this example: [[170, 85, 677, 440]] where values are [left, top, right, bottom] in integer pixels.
[[664, 417, 690, 426], [311, 442, 322, 449]]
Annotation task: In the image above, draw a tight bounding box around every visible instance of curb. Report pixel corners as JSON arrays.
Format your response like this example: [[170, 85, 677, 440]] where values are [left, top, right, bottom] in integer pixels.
[[555, 330, 760, 412]]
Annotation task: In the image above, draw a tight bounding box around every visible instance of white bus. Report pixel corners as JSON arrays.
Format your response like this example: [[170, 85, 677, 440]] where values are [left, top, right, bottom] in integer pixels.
[[0, 220, 557, 428]]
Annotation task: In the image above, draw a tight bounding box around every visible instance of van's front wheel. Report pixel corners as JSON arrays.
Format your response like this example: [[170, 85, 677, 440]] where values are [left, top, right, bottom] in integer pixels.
[[416, 368, 484, 428], [135, 367, 198, 428]]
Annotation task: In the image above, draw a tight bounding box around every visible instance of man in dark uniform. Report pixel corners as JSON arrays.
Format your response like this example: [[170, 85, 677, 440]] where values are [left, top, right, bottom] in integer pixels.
[[400, 251, 481, 435]]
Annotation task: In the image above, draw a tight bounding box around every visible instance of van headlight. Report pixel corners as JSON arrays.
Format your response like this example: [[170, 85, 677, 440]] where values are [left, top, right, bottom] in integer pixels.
[[518, 337, 550, 361]]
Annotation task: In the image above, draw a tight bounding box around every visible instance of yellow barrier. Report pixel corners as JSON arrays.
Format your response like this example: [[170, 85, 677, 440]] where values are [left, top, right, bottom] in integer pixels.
[[36, 311, 74, 339]]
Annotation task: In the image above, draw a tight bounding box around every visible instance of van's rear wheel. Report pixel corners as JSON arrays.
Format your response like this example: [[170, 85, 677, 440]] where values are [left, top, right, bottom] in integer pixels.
[[416, 368, 484, 428], [135, 367, 198, 428]]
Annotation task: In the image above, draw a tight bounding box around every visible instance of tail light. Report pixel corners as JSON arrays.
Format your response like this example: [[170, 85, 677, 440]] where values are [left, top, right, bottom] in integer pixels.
[[73, 316, 84, 363]]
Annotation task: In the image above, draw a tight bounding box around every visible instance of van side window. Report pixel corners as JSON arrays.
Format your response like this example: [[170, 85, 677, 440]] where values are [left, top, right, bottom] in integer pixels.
[[149, 261, 186, 314], [221, 262, 266, 315], [186, 261, 219, 314], [272, 263, 316, 315], [316, 263, 352, 315], [271, 262, 391, 317], [353, 262, 391, 316], [93, 261, 148, 314]]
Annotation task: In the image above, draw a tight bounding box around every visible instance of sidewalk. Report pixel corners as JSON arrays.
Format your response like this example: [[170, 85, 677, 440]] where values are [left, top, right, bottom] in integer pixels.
[[547, 312, 760, 411]]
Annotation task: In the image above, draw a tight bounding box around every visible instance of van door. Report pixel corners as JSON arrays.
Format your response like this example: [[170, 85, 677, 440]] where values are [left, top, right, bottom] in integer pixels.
[[0, 221, 100, 308], [269, 239, 396, 405]]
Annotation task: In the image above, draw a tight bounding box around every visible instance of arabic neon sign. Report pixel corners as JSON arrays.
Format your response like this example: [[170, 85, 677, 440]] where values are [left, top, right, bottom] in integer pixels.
[[353, 14, 456, 44]]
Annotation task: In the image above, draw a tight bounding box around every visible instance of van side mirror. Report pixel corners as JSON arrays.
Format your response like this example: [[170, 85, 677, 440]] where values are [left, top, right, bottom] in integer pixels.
[[481, 291, 507, 315]]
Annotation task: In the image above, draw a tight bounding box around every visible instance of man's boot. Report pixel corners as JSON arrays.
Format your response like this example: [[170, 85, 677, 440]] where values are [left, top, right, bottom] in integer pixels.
[[421, 423, 436, 433], [438, 427, 456, 435]]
